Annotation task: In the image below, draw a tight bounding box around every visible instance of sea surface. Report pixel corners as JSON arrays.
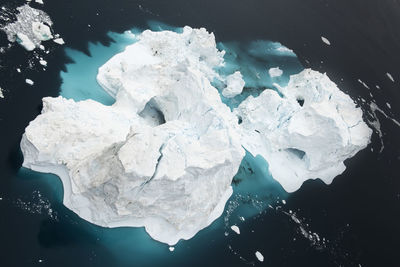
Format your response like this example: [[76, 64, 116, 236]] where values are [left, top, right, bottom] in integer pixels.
[[0, 0, 399, 266]]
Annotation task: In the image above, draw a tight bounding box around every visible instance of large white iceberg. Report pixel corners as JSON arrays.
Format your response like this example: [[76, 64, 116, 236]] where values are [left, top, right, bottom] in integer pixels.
[[21, 27, 244, 245], [20, 27, 371, 245]]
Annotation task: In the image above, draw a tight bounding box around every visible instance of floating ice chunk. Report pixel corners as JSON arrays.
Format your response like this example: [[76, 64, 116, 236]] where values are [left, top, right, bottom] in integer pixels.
[[16, 68, 21, 73], [269, 67, 283, 78], [255, 251, 264, 262], [235, 69, 372, 192], [358, 79, 370, 89], [39, 59, 47, 66], [222, 71, 245, 98], [53, 38, 65, 45], [321, 36, 331, 45], [230, 225, 240, 234], [16, 33, 35, 51], [282, 199, 286, 205], [35, 0, 44, 4], [169, 247, 175, 252], [0, 87, 4, 98], [0, 4, 61, 51], [21, 27, 244, 246], [386, 102, 391, 109], [25, 79, 34, 85], [386, 72, 395, 82]]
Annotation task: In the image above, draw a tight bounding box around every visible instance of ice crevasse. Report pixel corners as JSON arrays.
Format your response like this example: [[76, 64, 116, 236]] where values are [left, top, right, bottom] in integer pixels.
[[20, 26, 372, 245]]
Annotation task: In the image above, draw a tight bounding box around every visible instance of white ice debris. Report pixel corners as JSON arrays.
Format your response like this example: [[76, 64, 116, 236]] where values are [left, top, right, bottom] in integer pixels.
[[16, 68, 21, 73], [0, 87, 4, 98], [21, 28, 372, 246], [0, 4, 62, 51], [53, 38, 65, 45], [25, 79, 34, 85], [269, 67, 283, 78], [21, 27, 245, 246], [386, 72, 395, 82], [230, 225, 240, 234], [358, 79, 370, 89], [255, 251, 264, 262], [321, 36, 331, 45], [39, 59, 47, 66], [235, 69, 372, 192], [222, 71, 245, 98], [169, 247, 175, 252], [35, 0, 44, 4]]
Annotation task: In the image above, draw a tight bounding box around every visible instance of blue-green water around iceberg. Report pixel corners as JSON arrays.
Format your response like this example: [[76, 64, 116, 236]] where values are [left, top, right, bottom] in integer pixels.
[[21, 23, 305, 265]]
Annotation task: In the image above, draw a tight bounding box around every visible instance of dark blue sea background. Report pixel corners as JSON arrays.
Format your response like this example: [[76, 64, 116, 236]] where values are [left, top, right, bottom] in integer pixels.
[[0, 0, 399, 266]]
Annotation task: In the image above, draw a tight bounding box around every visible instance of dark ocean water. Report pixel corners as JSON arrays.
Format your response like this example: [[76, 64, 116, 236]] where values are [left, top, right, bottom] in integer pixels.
[[0, 0, 399, 266]]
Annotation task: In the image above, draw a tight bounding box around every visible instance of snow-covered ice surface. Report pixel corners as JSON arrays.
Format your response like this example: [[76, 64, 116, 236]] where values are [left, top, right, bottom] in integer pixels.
[[21, 27, 245, 245], [235, 69, 372, 192], [21, 27, 372, 245], [0, 4, 63, 51]]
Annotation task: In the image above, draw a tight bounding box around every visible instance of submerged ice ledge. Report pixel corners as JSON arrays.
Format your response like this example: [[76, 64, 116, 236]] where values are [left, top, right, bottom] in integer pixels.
[[21, 26, 371, 245]]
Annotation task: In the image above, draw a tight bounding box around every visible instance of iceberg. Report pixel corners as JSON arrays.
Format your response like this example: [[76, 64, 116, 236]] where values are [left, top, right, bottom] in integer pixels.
[[20, 27, 371, 245], [0, 4, 62, 51], [235, 69, 372, 192], [21, 27, 245, 245]]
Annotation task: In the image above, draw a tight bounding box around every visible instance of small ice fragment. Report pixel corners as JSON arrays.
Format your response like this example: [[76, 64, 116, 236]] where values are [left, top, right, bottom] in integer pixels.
[[230, 225, 240, 234], [25, 79, 34, 85], [376, 85, 380, 89], [39, 45, 45, 50], [35, 0, 44, 4], [38, 259, 43, 263], [239, 216, 245, 221], [53, 38, 65, 45], [0, 87, 4, 98], [386, 72, 395, 82], [255, 251, 264, 262], [0, 197, 3, 200], [321, 36, 331, 45], [222, 71, 245, 98], [282, 199, 286, 204], [269, 67, 283, 78], [358, 79, 370, 89], [169, 247, 174, 252], [39, 60, 47, 66], [386, 103, 391, 109], [16, 68, 21, 73]]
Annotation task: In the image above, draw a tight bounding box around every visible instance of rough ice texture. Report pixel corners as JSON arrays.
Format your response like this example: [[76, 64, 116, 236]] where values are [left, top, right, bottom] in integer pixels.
[[268, 67, 283, 78], [21, 27, 372, 245], [235, 69, 372, 192], [222, 71, 245, 98], [0, 4, 62, 51], [21, 27, 245, 245]]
